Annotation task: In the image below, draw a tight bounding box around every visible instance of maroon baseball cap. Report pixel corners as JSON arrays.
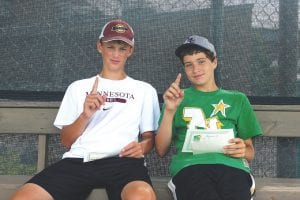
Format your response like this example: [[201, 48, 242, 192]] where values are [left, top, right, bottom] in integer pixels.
[[99, 19, 134, 46]]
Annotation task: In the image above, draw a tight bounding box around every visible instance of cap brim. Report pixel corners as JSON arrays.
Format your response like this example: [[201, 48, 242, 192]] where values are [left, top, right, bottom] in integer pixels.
[[175, 43, 201, 57], [102, 36, 134, 47]]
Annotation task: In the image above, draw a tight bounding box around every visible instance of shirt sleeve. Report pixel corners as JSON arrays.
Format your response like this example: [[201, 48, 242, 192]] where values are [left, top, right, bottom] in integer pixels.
[[53, 83, 80, 129], [237, 94, 263, 139], [139, 85, 160, 134]]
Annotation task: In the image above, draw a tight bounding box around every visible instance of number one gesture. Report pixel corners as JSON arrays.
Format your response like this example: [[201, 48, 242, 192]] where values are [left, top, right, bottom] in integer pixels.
[[163, 73, 184, 111], [83, 77, 106, 119]]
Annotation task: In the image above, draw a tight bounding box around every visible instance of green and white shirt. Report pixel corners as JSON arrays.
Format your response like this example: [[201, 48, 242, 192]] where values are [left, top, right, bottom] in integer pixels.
[[160, 88, 262, 176]]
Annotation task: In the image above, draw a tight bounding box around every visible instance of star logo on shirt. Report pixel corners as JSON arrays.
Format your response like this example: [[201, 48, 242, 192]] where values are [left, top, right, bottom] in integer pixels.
[[211, 99, 230, 117], [205, 117, 224, 129]]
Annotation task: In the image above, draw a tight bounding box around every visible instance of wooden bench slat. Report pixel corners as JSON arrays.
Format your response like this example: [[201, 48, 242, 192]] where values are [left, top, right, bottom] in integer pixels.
[[0, 107, 59, 134], [37, 135, 48, 172], [1, 176, 300, 200], [1, 102, 300, 137]]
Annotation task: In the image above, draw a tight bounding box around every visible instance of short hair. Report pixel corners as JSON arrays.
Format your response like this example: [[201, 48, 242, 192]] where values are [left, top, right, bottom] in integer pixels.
[[99, 39, 131, 46], [178, 46, 216, 64]]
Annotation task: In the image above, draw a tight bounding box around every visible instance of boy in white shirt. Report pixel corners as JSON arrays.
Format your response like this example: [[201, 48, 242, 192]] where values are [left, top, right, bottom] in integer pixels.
[[10, 19, 160, 200]]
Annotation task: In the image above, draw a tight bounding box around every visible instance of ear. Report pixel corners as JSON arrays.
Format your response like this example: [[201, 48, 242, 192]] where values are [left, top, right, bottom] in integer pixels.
[[127, 46, 134, 57], [97, 40, 102, 54], [212, 57, 218, 69]]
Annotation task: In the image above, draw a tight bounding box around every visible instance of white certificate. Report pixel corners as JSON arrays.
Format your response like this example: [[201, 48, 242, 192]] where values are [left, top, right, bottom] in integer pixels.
[[182, 129, 234, 154]]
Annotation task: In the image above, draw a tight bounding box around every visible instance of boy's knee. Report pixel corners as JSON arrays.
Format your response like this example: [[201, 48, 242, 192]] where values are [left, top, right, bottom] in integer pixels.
[[10, 183, 53, 200], [121, 180, 156, 200]]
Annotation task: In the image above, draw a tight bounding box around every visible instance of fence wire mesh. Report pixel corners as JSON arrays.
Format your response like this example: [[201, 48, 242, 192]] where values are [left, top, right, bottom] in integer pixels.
[[1, 0, 299, 96]]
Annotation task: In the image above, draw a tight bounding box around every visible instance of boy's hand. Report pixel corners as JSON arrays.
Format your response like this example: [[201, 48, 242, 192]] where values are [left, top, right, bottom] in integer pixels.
[[119, 141, 144, 158], [223, 138, 246, 158], [82, 77, 106, 119], [163, 73, 184, 111]]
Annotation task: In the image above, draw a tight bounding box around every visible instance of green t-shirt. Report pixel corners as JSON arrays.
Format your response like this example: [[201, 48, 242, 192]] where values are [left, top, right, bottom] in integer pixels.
[[159, 88, 262, 176]]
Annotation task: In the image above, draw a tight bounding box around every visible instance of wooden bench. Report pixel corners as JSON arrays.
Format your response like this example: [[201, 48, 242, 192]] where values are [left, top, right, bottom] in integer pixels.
[[1, 101, 300, 200], [1, 175, 300, 200]]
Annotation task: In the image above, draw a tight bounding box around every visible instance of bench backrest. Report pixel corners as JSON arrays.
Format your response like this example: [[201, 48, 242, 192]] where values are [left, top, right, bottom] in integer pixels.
[[1, 101, 300, 173]]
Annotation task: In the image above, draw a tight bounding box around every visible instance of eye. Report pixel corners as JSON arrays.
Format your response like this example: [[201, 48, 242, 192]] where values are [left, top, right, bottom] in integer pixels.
[[197, 59, 206, 65], [184, 63, 192, 68], [197, 60, 205, 65]]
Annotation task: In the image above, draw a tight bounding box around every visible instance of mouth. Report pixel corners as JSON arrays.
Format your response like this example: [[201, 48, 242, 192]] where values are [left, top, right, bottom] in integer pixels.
[[193, 74, 205, 79], [111, 59, 120, 65]]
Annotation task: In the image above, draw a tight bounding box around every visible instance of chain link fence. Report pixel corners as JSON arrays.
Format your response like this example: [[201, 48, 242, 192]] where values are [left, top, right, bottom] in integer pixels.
[[1, 0, 299, 96]]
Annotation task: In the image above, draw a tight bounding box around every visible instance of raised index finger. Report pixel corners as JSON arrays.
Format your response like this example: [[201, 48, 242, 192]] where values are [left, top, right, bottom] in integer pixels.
[[91, 77, 99, 94], [174, 73, 181, 86]]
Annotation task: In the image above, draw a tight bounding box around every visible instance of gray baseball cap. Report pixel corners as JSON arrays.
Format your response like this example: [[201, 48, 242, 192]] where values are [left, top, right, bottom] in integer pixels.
[[175, 35, 216, 57]]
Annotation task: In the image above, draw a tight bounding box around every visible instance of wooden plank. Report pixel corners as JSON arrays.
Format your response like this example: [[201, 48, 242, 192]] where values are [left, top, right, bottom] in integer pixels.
[[253, 105, 300, 137], [0, 107, 59, 134], [255, 177, 300, 200], [253, 105, 300, 111], [1, 176, 300, 200], [37, 135, 48, 172], [0, 101, 60, 108], [255, 110, 300, 137], [0, 175, 30, 200], [0, 102, 300, 137]]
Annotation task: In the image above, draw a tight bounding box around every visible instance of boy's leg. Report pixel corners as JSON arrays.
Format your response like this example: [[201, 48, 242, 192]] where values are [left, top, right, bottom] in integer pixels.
[[216, 165, 252, 200], [10, 183, 53, 200], [12, 156, 156, 200], [121, 180, 156, 200], [170, 165, 221, 200], [11, 158, 95, 200], [170, 164, 252, 200], [102, 157, 155, 200]]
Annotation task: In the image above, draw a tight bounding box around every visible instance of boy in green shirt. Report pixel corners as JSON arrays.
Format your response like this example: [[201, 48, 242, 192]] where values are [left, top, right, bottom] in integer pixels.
[[155, 35, 262, 200]]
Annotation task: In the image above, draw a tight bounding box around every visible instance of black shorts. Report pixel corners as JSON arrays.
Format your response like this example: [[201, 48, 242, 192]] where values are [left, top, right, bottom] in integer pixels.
[[27, 157, 152, 200], [168, 164, 253, 200]]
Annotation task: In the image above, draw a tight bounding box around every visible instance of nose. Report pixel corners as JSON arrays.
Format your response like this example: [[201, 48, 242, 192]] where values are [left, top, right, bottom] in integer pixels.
[[192, 64, 201, 73], [112, 49, 120, 58]]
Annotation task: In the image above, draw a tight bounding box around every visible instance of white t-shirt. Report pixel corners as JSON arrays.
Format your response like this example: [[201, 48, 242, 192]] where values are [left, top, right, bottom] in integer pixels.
[[54, 75, 160, 161]]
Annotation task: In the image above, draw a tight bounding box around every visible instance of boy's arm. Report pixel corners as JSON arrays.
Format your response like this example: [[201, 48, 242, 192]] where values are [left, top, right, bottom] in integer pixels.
[[60, 113, 90, 149], [140, 131, 156, 154], [223, 138, 255, 161], [155, 73, 184, 157], [61, 77, 105, 148], [244, 139, 255, 161], [155, 108, 176, 157], [119, 131, 155, 158]]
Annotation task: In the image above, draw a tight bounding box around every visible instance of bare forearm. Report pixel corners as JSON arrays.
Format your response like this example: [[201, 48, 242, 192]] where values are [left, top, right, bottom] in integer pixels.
[[119, 132, 155, 158], [156, 73, 183, 157], [155, 109, 175, 157], [223, 138, 255, 161], [244, 140, 255, 161], [60, 113, 90, 149], [140, 132, 155, 154]]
